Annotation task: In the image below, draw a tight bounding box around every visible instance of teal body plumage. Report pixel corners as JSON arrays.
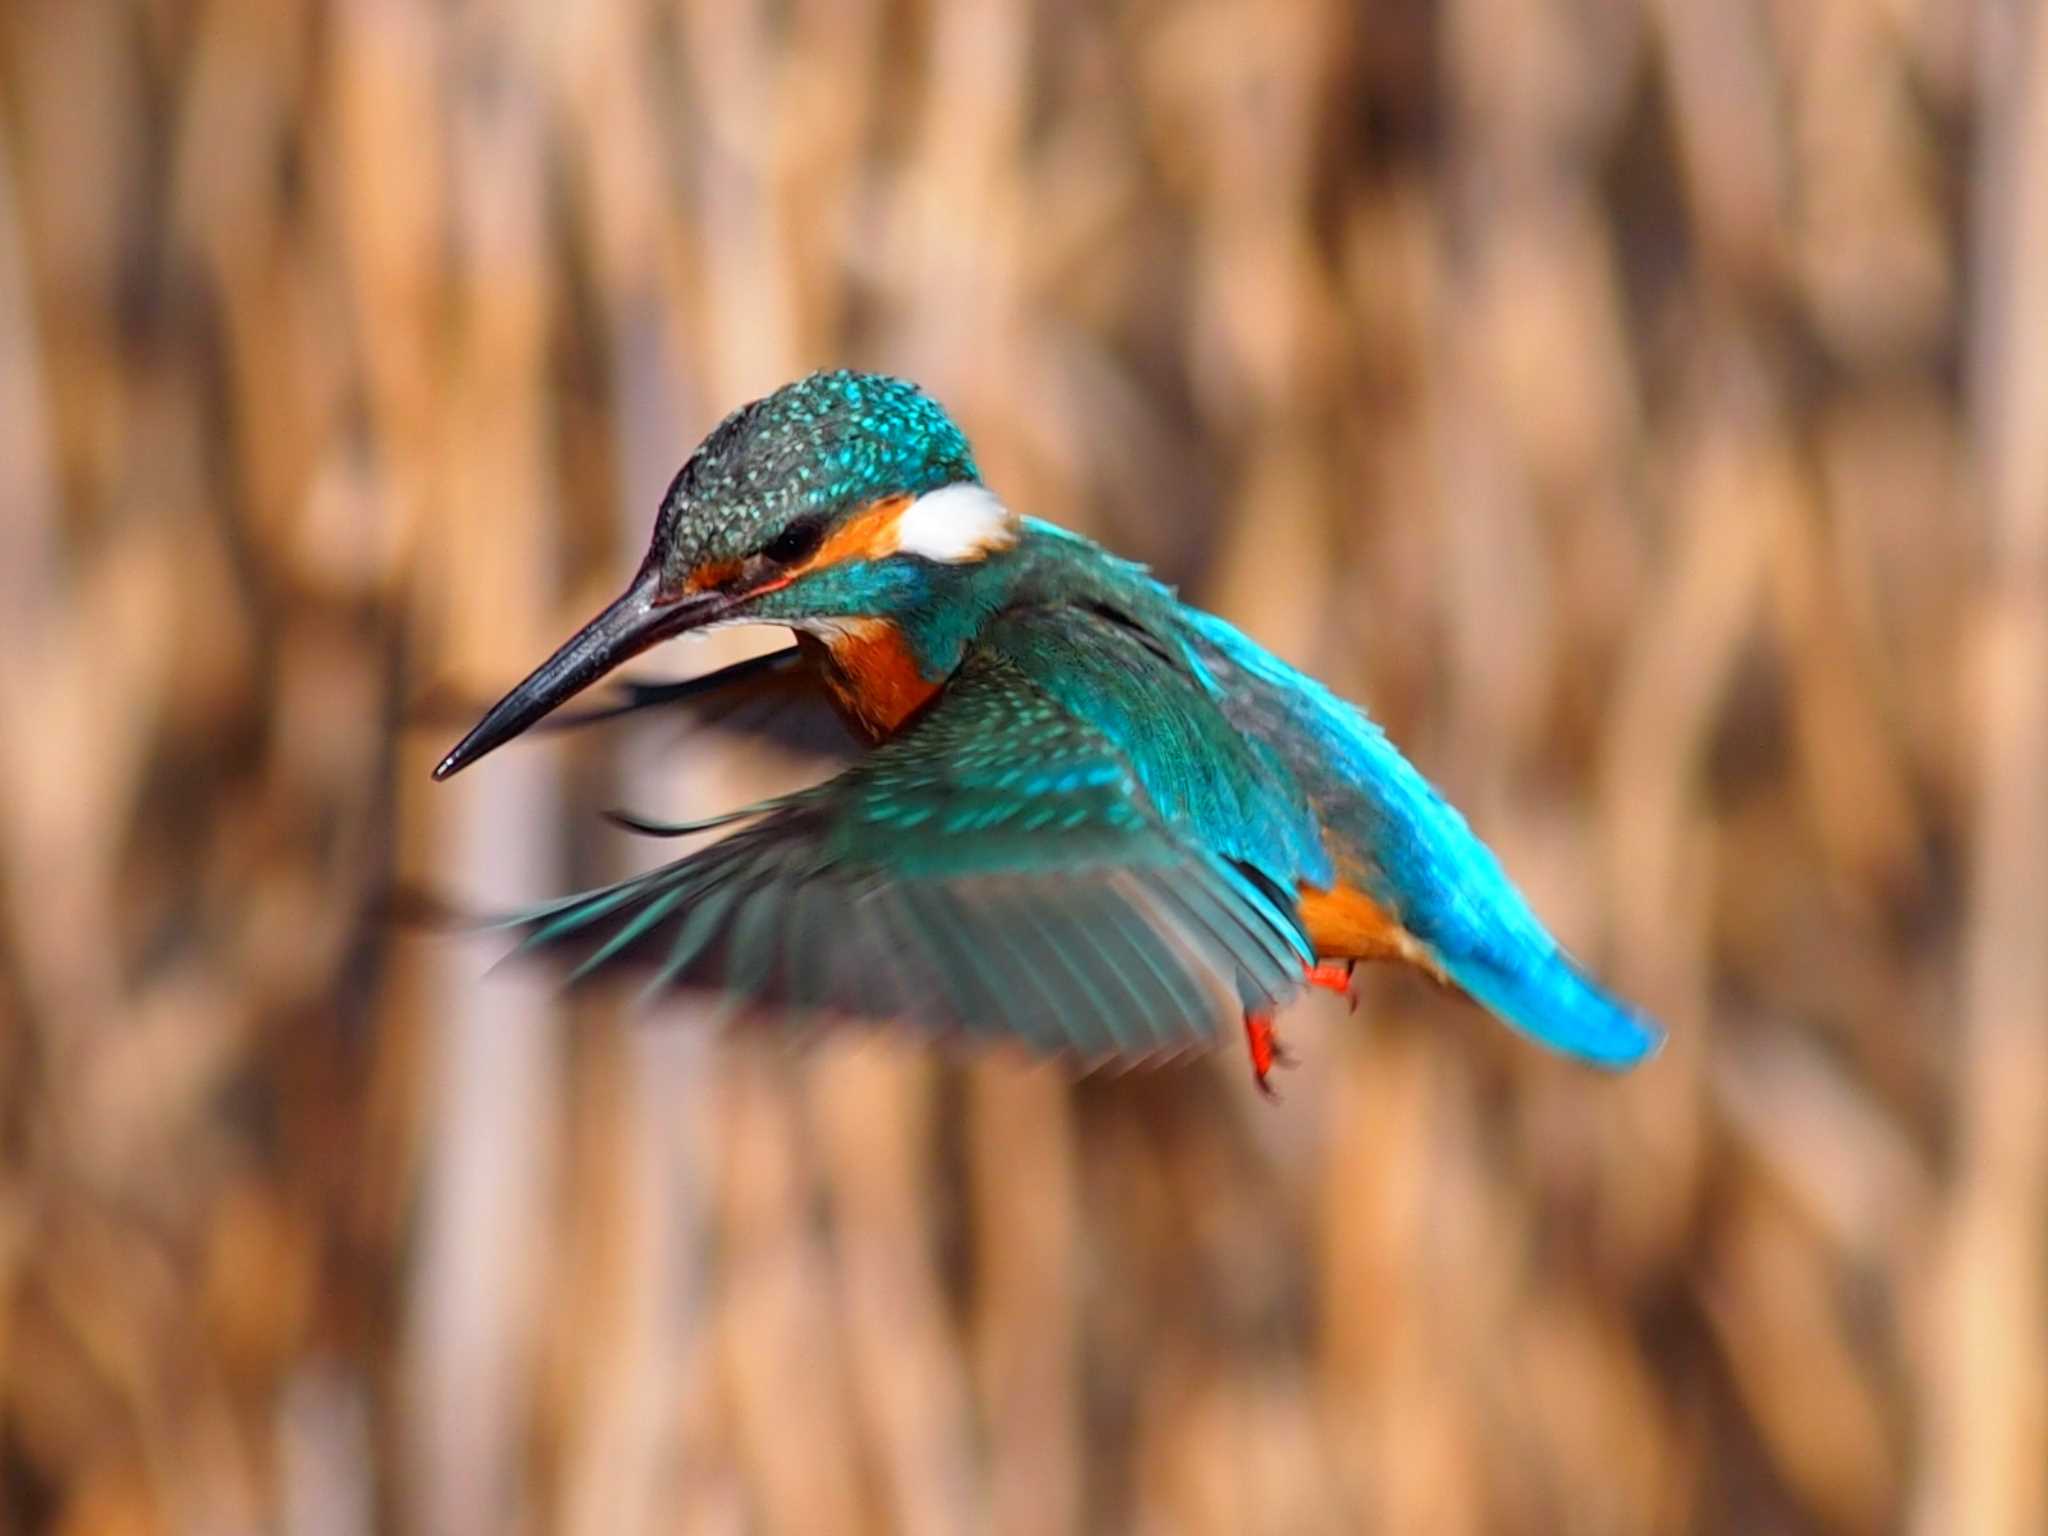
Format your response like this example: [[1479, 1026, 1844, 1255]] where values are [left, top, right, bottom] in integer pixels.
[[435, 371, 1661, 1081]]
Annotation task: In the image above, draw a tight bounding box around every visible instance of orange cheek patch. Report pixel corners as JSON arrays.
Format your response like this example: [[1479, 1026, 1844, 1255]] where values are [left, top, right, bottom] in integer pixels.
[[804, 493, 912, 572], [688, 493, 919, 601], [685, 557, 744, 593]]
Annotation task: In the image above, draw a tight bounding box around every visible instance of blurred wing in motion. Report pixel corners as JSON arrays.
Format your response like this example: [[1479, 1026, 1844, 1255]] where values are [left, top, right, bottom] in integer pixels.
[[497, 647, 1313, 1064], [556, 643, 860, 761]]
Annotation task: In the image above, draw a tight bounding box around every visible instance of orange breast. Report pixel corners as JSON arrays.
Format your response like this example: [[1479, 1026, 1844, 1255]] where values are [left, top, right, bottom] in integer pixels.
[[804, 620, 940, 739], [1297, 880, 1444, 981]]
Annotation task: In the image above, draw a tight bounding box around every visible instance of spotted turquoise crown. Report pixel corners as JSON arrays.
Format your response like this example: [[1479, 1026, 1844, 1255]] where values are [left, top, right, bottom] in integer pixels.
[[649, 370, 980, 581]]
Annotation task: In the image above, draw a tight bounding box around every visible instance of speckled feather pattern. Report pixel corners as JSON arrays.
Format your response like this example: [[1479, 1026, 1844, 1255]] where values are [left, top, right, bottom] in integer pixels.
[[651, 371, 978, 583]]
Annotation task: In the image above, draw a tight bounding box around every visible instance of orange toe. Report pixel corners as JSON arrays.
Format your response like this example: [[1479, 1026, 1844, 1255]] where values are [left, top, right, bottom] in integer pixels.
[[1243, 1012, 1293, 1098], [1304, 960, 1354, 996]]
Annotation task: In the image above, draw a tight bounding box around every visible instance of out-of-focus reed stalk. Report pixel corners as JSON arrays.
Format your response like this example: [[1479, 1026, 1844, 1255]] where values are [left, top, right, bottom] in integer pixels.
[[0, 1, 2024, 1531], [1918, 6, 2048, 1534]]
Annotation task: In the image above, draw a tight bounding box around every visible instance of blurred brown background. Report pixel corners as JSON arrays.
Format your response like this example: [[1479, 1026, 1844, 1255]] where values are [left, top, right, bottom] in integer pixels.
[[2, 1, 2043, 1532]]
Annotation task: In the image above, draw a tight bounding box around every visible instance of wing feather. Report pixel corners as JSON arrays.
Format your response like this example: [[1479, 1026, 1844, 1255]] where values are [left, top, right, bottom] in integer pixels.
[[491, 640, 1312, 1063]]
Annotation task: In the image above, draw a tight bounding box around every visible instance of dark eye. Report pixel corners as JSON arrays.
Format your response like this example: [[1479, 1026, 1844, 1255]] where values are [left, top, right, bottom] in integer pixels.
[[759, 515, 829, 566]]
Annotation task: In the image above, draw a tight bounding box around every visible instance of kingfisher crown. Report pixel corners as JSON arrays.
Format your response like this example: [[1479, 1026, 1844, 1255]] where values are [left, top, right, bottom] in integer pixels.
[[433, 370, 1011, 779], [648, 370, 981, 588]]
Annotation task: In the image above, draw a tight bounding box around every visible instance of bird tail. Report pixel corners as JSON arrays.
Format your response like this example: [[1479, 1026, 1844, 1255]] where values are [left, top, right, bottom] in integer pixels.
[[1448, 948, 1663, 1070]]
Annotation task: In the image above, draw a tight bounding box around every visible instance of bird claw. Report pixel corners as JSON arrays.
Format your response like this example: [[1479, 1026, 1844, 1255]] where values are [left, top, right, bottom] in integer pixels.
[[1304, 959, 1357, 1012], [1243, 1012, 1297, 1100], [1245, 967, 1353, 1098]]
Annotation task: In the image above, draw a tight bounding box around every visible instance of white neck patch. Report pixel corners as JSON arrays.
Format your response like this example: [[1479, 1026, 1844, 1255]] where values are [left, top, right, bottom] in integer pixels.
[[892, 482, 1019, 564]]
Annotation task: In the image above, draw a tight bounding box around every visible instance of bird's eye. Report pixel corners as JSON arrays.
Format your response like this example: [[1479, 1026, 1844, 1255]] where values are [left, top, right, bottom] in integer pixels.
[[759, 515, 829, 566]]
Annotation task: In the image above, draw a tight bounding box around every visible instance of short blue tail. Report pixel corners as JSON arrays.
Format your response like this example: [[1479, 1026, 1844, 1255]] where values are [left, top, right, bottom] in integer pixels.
[[1449, 948, 1663, 1070]]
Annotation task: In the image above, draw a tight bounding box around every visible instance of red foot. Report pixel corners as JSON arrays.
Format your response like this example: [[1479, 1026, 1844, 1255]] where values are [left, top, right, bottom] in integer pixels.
[[1242, 1012, 1296, 1099], [1305, 959, 1358, 1011]]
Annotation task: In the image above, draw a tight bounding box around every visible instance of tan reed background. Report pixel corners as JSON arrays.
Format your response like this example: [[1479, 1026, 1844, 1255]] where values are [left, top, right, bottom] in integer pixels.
[[1, 1, 2042, 1532]]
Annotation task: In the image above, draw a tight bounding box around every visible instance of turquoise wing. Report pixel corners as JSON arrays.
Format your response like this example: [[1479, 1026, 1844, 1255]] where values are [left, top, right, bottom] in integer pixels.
[[498, 640, 1313, 1063], [553, 644, 860, 760]]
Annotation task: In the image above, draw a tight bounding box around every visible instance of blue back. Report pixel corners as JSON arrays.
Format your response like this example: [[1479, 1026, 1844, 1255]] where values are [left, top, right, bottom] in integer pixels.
[[1174, 608, 1661, 1067]]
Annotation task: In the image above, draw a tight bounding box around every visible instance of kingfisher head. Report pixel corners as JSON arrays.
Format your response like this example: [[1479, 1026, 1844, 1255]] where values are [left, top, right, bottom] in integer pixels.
[[434, 370, 1019, 779]]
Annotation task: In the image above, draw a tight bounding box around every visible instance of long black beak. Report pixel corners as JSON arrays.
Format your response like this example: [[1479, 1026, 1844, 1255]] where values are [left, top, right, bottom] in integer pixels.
[[432, 568, 729, 780]]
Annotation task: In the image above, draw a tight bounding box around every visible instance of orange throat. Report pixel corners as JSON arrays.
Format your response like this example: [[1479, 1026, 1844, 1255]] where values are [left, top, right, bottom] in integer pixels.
[[801, 620, 941, 739]]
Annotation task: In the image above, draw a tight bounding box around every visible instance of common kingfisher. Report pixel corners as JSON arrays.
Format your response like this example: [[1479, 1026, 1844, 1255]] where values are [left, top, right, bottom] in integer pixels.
[[434, 371, 1660, 1091]]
